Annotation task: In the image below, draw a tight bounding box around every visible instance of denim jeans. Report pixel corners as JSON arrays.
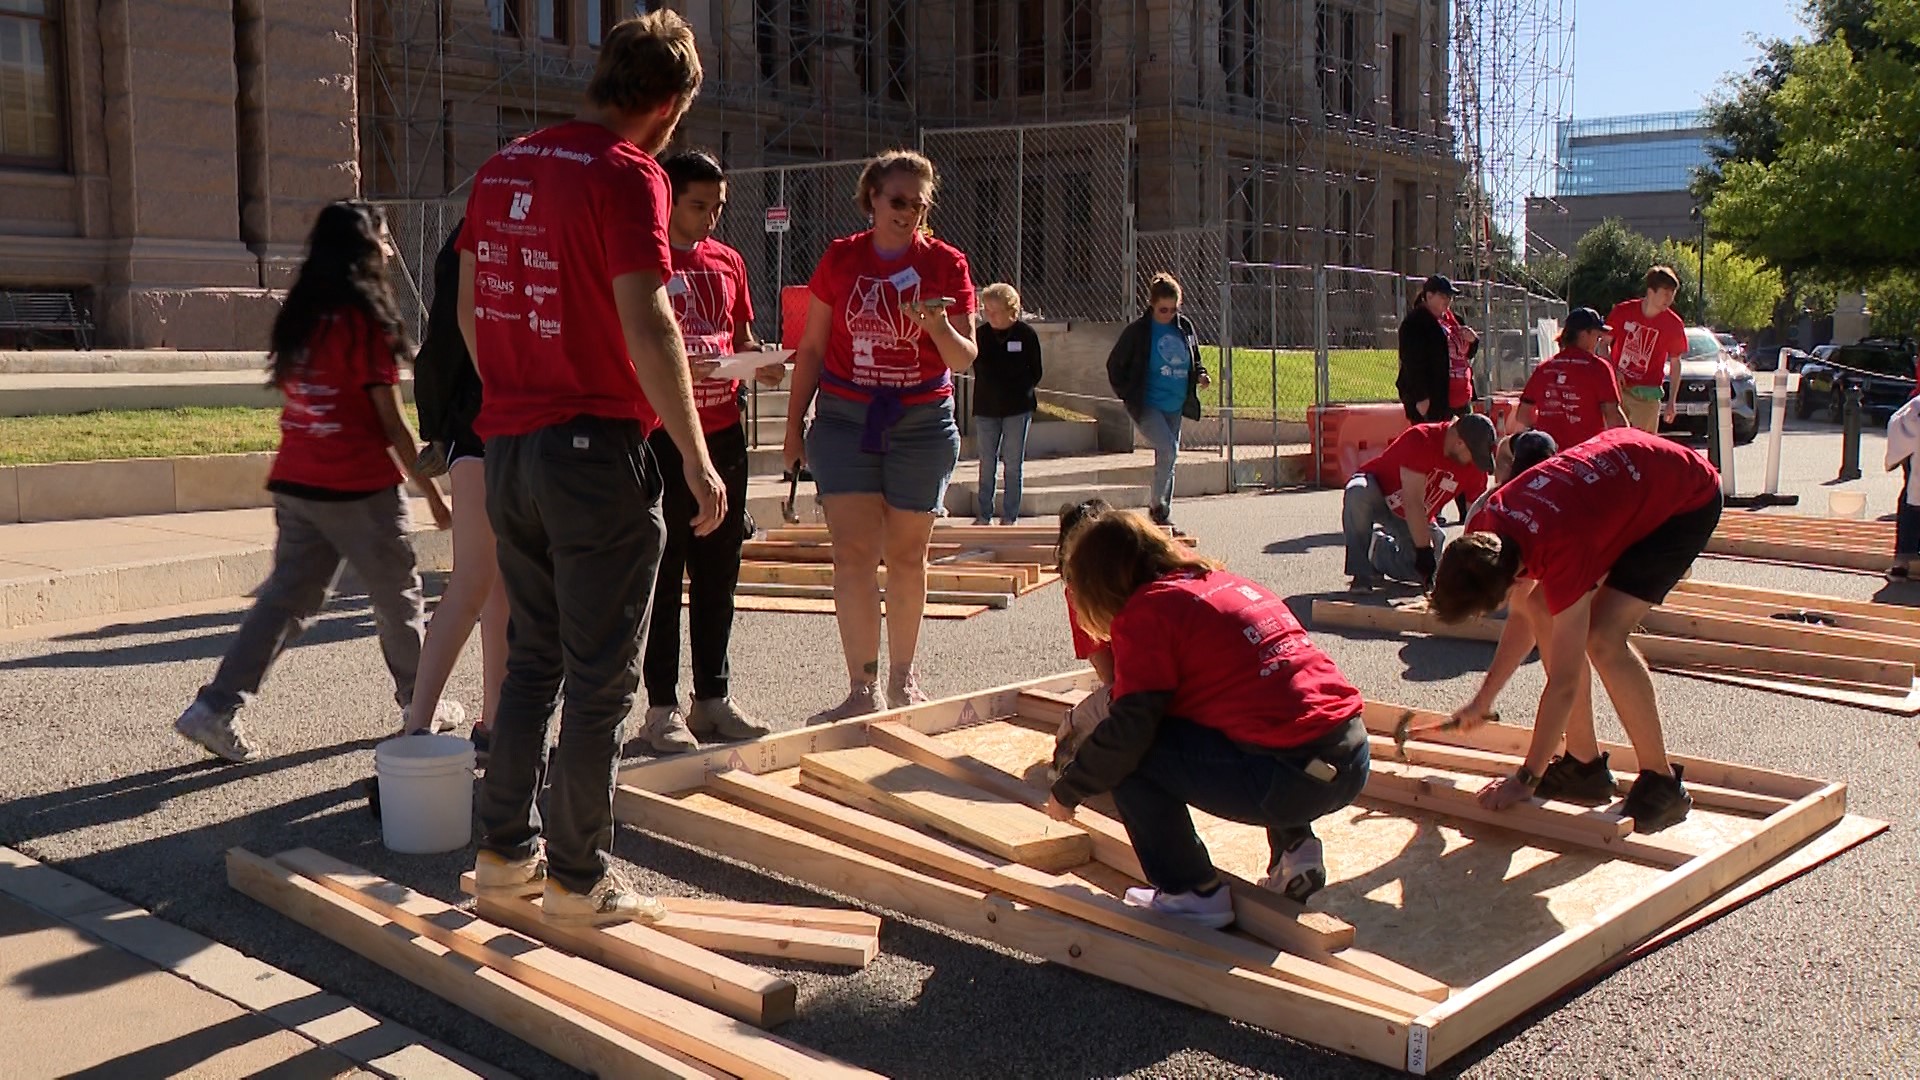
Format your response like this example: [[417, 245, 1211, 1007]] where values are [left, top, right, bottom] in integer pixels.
[[1108, 716, 1370, 894], [478, 415, 665, 894], [1134, 408, 1183, 516], [974, 411, 1033, 523]]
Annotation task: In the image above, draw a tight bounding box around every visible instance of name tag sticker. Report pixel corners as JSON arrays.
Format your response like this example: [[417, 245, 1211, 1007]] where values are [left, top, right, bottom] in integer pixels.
[[573, 436, 591, 449], [665, 276, 688, 296], [889, 267, 921, 291], [1007, 341, 1023, 352]]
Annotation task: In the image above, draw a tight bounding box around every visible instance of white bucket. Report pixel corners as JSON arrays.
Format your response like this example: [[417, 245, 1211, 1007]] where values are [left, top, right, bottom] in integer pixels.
[[1829, 491, 1868, 520], [374, 734, 476, 854]]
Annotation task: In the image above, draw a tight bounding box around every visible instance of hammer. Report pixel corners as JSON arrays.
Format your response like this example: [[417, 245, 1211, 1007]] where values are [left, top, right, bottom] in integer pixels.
[[1391, 708, 1496, 761], [780, 467, 802, 525]]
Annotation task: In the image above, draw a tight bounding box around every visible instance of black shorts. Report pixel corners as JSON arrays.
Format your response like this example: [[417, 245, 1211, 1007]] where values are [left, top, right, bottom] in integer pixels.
[[1604, 492, 1723, 606]]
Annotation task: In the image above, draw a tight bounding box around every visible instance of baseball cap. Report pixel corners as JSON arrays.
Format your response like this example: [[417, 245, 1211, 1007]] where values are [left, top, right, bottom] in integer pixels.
[[1423, 274, 1459, 296], [1563, 307, 1612, 334], [1453, 413, 1497, 472]]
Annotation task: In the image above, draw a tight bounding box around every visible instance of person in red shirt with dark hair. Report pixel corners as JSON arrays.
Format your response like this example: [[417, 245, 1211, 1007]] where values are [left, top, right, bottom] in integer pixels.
[[1518, 307, 1628, 451], [1423, 427, 1723, 834], [173, 200, 450, 764], [1045, 512, 1370, 928], [456, 11, 725, 925], [1342, 413, 1495, 591]]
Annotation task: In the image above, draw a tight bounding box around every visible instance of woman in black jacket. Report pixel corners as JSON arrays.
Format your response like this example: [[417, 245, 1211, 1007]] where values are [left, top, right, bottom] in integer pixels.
[[403, 218, 505, 759], [971, 283, 1043, 524], [1105, 272, 1211, 526], [1397, 274, 1479, 422]]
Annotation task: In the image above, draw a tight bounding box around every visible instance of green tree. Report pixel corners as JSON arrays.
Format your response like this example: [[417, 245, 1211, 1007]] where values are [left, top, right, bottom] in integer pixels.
[[1664, 241, 1788, 330], [1564, 220, 1700, 321], [1868, 272, 1920, 339]]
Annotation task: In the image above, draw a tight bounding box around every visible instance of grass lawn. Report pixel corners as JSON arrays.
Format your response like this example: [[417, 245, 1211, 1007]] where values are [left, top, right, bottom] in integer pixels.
[[0, 405, 417, 466], [1195, 347, 1399, 419]]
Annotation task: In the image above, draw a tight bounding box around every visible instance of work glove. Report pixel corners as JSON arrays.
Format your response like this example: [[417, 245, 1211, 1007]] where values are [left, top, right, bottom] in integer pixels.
[[1415, 545, 1437, 587]]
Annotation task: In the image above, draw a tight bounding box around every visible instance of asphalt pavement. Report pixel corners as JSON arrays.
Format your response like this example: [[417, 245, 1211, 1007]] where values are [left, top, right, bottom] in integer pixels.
[[0, 410, 1912, 1079]]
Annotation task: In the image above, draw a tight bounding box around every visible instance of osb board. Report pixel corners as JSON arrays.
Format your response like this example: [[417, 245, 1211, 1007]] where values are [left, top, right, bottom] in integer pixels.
[[934, 720, 1767, 989]]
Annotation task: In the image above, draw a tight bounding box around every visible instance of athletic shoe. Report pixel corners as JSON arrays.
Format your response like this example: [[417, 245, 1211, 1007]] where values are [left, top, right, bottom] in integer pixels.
[[1150, 505, 1174, 527], [1261, 836, 1327, 903], [1533, 752, 1618, 805], [1121, 885, 1235, 929], [1348, 576, 1378, 594], [886, 669, 928, 710], [807, 682, 885, 725], [173, 701, 261, 764], [639, 706, 700, 754], [1620, 765, 1693, 834], [687, 697, 771, 741], [402, 699, 466, 736], [1887, 565, 1910, 582], [469, 723, 491, 770], [973, 517, 993, 526], [472, 847, 545, 896], [542, 871, 666, 927]]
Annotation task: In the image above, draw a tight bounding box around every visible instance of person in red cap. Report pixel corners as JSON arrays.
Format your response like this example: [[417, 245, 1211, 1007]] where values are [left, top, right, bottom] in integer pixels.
[[1342, 413, 1495, 591], [1517, 307, 1628, 451], [1420, 426, 1723, 834]]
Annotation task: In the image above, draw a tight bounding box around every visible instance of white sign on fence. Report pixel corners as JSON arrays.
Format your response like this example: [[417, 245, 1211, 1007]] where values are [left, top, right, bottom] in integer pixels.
[[764, 206, 791, 234]]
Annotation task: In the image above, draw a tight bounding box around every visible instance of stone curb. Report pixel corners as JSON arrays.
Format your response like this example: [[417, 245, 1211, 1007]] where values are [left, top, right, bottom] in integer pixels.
[[0, 846, 513, 1080]]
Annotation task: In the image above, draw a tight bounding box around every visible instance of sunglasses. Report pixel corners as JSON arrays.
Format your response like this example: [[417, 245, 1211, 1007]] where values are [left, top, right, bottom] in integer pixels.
[[884, 195, 931, 213], [1153, 305, 1177, 316]]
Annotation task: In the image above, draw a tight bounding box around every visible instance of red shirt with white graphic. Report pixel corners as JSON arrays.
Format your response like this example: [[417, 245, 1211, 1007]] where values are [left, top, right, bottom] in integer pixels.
[[1605, 299, 1689, 389], [1356, 422, 1488, 522], [1109, 570, 1362, 750], [1442, 308, 1475, 409], [458, 120, 674, 439], [1520, 347, 1623, 450], [808, 230, 975, 405], [668, 238, 754, 435], [268, 307, 404, 493], [1472, 427, 1719, 615]]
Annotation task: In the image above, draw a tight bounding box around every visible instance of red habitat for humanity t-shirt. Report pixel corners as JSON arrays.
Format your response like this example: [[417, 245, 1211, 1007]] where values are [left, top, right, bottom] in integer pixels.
[[1606, 299, 1689, 389], [458, 120, 674, 439], [1520, 347, 1623, 450], [668, 238, 754, 435], [809, 230, 975, 405], [1471, 427, 1719, 614], [1357, 422, 1488, 523], [1442, 308, 1475, 410], [268, 307, 404, 494], [1108, 570, 1362, 750]]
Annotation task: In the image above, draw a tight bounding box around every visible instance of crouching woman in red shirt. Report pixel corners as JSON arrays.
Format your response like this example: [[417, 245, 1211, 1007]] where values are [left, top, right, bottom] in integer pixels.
[[1044, 512, 1370, 927]]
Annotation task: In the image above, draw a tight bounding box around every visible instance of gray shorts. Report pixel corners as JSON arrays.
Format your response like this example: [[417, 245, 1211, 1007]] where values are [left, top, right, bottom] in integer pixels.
[[806, 391, 960, 513]]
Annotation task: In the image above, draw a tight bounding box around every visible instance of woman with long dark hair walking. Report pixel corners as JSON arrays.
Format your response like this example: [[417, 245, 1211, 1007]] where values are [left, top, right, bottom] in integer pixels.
[[172, 200, 450, 763]]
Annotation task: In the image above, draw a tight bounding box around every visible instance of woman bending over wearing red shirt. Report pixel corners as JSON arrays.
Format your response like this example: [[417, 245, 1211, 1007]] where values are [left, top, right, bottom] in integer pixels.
[[1045, 512, 1370, 928]]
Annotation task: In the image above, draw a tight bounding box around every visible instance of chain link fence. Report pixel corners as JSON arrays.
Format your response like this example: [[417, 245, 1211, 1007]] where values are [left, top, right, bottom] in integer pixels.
[[712, 160, 872, 346], [373, 198, 464, 344]]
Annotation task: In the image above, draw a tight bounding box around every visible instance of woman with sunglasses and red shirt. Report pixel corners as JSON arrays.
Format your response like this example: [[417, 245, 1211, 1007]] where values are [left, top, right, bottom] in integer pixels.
[[783, 150, 979, 720]]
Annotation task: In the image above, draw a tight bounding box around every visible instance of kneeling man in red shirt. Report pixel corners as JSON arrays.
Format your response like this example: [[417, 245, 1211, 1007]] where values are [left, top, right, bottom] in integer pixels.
[[1424, 427, 1722, 832]]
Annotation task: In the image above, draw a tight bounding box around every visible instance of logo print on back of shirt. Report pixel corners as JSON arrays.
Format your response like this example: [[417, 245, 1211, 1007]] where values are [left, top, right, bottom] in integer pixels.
[[846, 275, 921, 371], [508, 192, 533, 221]]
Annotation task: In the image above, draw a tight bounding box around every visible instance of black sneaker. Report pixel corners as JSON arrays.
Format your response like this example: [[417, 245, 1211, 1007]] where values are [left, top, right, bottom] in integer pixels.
[[1533, 752, 1618, 805], [1619, 764, 1692, 833]]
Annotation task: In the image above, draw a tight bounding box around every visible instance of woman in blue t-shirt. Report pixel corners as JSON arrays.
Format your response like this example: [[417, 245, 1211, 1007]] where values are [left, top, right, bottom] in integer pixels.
[[1105, 273, 1210, 526]]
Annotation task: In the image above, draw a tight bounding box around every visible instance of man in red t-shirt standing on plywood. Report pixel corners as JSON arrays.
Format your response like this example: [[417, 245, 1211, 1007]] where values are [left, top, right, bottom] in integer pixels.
[[1604, 266, 1690, 433], [458, 11, 725, 925], [1423, 428, 1722, 833]]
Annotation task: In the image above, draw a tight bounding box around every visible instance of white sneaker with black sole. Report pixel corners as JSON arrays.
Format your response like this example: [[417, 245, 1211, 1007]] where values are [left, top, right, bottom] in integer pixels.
[[1261, 836, 1327, 903], [173, 701, 261, 764]]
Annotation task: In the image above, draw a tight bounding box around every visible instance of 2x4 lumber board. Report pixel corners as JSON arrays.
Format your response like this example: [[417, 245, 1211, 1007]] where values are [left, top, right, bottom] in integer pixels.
[[1715, 514, 1892, 538], [700, 593, 987, 619], [656, 897, 883, 936], [1359, 701, 1827, 800], [1667, 665, 1920, 716], [1639, 606, 1920, 664], [274, 848, 881, 1080], [1312, 600, 1916, 688], [734, 581, 1013, 609], [1669, 579, 1920, 624], [1662, 592, 1920, 640], [615, 673, 1094, 795], [707, 769, 1434, 1019], [1411, 782, 1848, 1072], [1362, 762, 1699, 868], [797, 745, 1095, 872], [649, 911, 879, 967], [615, 785, 1415, 1070], [863, 720, 1360, 956], [1703, 535, 1889, 572], [738, 560, 1025, 596], [454, 874, 797, 1027], [744, 541, 975, 563], [224, 850, 722, 1080]]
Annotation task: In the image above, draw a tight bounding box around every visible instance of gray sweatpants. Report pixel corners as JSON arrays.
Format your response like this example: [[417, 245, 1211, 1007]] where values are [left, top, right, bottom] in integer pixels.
[[196, 488, 425, 716]]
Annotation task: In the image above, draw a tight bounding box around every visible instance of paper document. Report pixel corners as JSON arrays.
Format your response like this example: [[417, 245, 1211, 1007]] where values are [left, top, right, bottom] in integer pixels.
[[706, 349, 794, 381]]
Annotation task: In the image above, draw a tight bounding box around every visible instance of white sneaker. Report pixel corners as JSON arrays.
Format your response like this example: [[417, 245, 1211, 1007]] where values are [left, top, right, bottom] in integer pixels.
[[542, 872, 667, 926], [687, 697, 771, 741], [1260, 836, 1327, 903], [640, 706, 700, 754], [1121, 885, 1235, 929], [173, 701, 261, 764], [403, 699, 466, 735], [473, 847, 546, 896]]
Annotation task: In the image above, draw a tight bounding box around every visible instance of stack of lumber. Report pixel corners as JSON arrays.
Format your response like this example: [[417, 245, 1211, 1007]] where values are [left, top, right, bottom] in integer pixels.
[[228, 847, 885, 1078], [715, 521, 1194, 620], [611, 674, 1881, 1074], [1313, 578, 1920, 713], [1707, 512, 1895, 573]]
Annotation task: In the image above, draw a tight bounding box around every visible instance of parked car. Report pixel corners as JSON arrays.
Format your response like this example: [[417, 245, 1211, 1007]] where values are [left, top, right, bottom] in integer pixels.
[[1795, 338, 1918, 421], [1659, 327, 1759, 444], [1779, 347, 1812, 373], [1714, 332, 1746, 364]]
